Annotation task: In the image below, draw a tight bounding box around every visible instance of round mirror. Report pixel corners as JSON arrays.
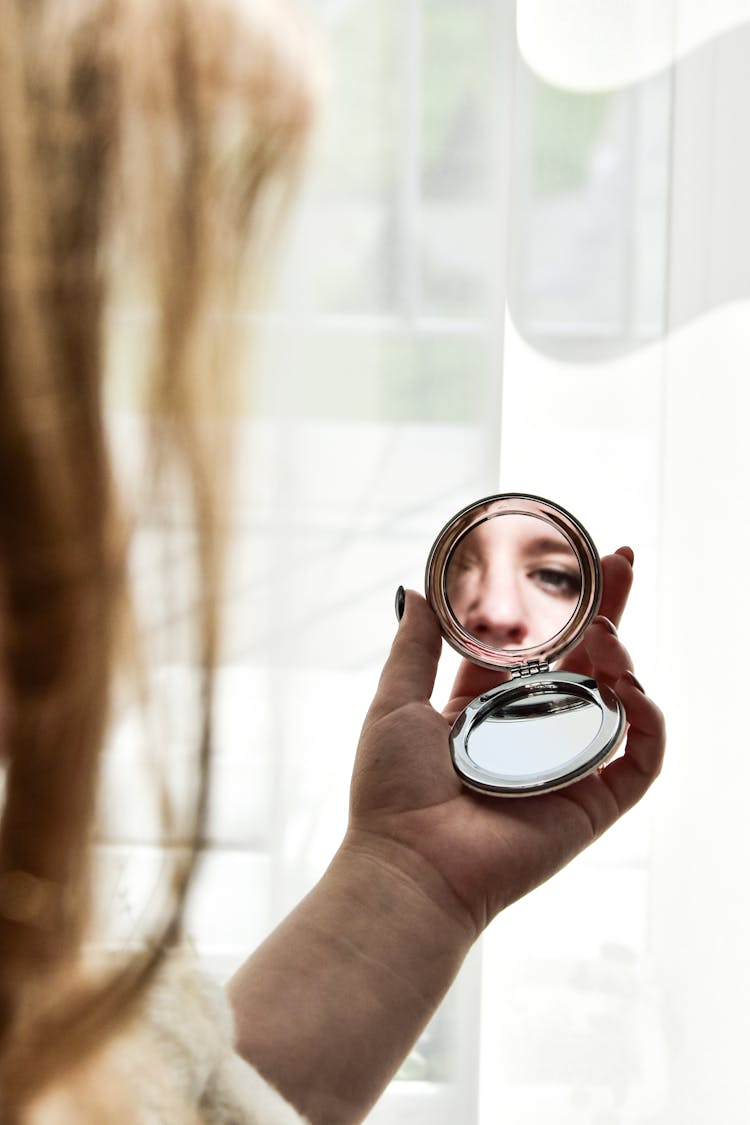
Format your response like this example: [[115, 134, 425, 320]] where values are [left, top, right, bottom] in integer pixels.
[[425, 494, 625, 795], [426, 494, 600, 672], [444, 513, 582, 653]]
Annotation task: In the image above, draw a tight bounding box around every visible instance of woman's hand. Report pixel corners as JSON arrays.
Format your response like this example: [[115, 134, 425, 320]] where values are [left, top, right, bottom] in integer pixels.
[[230, 548, 664, 1124], [347, 547, 665, 937]]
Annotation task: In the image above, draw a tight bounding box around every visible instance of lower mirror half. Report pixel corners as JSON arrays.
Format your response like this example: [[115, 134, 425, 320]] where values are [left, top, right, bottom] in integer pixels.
[[450, 675, 624, 796]]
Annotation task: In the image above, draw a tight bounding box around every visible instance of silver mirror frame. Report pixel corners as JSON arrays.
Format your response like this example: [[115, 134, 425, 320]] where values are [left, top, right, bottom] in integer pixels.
[[449, 672, 625, 796], [425, 494, 601, 672]]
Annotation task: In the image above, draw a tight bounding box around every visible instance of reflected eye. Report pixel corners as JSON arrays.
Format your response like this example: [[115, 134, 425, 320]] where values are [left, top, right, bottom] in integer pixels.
[[530, 566, 581, 599], [450, 549, 481, 574]]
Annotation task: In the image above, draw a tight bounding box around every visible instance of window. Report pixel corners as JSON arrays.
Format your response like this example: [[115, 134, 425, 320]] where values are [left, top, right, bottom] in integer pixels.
[[99, 1, 679, 1121]]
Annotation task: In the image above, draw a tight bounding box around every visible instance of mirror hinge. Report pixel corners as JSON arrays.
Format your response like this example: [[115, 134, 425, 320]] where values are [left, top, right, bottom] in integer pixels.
[[510, 659, 550, 679]]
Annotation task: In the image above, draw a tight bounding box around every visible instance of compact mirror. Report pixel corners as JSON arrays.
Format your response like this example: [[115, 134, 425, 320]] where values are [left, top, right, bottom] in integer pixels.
[[426, 494, 625, 796]]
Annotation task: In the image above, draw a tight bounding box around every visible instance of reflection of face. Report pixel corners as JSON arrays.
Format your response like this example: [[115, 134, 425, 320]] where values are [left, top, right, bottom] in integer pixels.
[[445, 514, 581, 650]]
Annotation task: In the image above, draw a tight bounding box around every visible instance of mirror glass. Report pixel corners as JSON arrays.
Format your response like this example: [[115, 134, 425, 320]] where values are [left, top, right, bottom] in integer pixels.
[[465, 689, 603, 782], [444, 512, 582, 652]]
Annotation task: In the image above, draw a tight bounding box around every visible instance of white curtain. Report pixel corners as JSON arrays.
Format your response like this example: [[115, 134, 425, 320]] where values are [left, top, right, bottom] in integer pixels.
[[484, 3, 750, 1124], [104, 1, 750, 1122]]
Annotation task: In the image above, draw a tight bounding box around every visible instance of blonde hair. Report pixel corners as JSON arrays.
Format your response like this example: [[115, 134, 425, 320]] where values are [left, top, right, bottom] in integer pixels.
[[0, 0, 313, 1113]]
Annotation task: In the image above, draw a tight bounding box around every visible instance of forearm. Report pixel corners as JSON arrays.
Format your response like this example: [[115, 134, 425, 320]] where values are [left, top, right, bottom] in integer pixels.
[[227, 832, 474, 1125]]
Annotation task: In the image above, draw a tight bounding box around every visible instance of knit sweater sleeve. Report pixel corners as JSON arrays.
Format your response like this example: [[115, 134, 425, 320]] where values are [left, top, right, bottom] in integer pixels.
[[28, 952, 311, 1125], [130, 951, 311, 1125]]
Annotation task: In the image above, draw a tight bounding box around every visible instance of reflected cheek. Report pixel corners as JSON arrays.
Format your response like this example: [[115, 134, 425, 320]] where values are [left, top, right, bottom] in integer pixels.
[[447, 572, 478, 621], [525, 585, 574, 638]]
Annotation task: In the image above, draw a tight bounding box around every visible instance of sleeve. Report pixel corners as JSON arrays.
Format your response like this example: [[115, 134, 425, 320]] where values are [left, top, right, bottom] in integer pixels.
[[201, 1049, 310, 1125], [129, 951, 312, 1125]]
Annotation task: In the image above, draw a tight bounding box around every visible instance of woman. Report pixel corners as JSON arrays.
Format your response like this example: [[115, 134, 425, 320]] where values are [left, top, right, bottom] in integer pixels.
[[0, 1, 664, 1121]]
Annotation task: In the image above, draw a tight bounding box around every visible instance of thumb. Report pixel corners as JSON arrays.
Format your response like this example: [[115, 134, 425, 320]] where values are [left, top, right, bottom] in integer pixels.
[[366, 589, 443, 723]]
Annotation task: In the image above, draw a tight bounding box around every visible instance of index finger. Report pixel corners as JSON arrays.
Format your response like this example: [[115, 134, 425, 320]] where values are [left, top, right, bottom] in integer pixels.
[[598, 547, 634, 627]]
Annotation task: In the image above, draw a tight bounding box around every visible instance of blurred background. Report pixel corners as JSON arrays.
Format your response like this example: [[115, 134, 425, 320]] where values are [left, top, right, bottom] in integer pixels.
[[102, 1, 750, 1122]]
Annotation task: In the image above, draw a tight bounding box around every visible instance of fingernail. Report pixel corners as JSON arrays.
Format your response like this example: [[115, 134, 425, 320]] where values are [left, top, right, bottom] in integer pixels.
[[622, 669, 645, 693], [395, 585, 405, 622], [616, 546, 634, 566], [594, 615, 618, 636]]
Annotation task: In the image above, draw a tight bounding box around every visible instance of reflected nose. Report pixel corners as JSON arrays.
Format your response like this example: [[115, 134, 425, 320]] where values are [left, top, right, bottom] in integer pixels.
[[463, 569, 529, 649]]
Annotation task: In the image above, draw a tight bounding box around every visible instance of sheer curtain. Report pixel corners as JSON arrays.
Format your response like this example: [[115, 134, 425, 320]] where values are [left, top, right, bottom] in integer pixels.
[[104, 1, 750, 1122], [482, 3, 750, 1124]]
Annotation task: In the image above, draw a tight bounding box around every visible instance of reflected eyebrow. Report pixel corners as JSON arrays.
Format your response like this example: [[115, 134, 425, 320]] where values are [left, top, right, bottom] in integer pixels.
[[524, 536, 578, 561]]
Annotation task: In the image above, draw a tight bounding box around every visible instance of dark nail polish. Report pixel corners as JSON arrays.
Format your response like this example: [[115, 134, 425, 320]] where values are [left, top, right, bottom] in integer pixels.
[[395, 585, 405, 622], [623, 670, 645, 693], [617, 546, 635, 566], [594, 615, 618, 636]]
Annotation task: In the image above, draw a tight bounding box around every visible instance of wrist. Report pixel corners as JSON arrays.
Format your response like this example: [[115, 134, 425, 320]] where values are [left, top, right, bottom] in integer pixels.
[[229, 833, 474, 1124], [334, 827, 478, 953]]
